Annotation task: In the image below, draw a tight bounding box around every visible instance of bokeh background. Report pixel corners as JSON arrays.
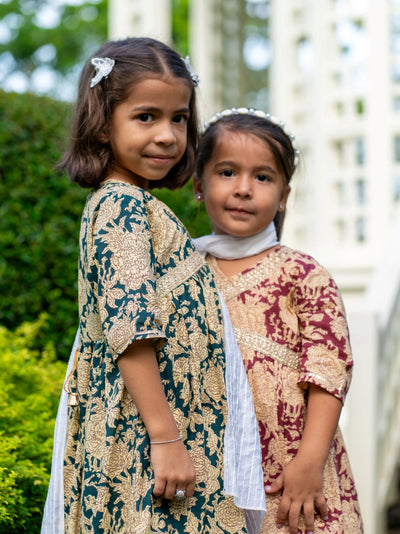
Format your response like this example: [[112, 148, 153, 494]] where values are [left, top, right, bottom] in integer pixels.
[[1, 1, 400, 532]]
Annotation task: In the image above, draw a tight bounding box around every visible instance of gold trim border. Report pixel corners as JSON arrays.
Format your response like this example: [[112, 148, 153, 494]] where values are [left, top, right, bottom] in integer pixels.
[[157, 251, 205, 298], [234, 326, 301, 371]]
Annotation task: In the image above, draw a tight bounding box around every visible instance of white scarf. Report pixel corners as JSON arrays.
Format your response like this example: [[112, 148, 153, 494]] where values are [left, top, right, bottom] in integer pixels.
[[219, 293, 266, 532], [193, 222, 278, 259]]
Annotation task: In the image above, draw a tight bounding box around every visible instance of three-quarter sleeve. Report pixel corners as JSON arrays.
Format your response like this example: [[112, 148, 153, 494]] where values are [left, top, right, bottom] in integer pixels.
[[294, 260, 353, 403], [90, 191, 166, 359]]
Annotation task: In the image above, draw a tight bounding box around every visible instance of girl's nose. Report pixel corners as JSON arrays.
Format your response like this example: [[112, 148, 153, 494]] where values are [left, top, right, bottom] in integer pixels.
[[234, 175, 253, 198], [154, 120, 176, 145]]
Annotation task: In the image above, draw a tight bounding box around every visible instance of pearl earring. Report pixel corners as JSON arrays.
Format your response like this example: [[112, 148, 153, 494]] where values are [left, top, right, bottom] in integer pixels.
[[280, 204, 284, 209], [196, 194, 202, 200]]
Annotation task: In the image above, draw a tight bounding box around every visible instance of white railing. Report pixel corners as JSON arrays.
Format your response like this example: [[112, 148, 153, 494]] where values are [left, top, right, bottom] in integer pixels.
[[345, 216, 400, 534], [372, 268, 400, 532]]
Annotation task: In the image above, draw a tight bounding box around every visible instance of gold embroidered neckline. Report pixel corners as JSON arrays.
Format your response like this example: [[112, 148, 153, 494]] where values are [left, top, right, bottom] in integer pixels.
[[208, 245, 291, 280], [207, 245, 278, 281], [99, 179, 145, 191], [209, 246, 292, 302]]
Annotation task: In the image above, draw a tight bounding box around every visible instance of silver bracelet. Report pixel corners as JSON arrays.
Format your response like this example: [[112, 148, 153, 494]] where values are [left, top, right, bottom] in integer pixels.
[[150, 434, 183, 445]]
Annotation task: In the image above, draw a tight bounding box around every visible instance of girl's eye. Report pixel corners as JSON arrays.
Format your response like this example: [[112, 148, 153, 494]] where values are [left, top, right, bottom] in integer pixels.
[[221, 170, 234, 177], [173, 114, 188, 124], [256, 174, 270, 182], [138, 113, 153, 123]]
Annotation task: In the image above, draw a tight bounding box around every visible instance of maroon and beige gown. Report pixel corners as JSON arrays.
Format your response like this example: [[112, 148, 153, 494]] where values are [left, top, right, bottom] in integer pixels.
[[208, 245, 363, 534]]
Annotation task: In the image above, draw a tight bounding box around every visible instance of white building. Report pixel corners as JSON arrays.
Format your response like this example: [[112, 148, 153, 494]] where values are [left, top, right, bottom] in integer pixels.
[[270, 2, 400, 533], [109, 1, 400, 532], [271, 0, 400, 302]]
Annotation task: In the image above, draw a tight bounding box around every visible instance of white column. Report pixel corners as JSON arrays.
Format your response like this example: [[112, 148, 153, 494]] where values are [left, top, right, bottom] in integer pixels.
[[270, 1, 328, 257], [190, 0, 222, 122], [270, 0, 295, 119], [108, 0, 172, 44], [365, 0, 391, 261], [345, 310, 379, 534]]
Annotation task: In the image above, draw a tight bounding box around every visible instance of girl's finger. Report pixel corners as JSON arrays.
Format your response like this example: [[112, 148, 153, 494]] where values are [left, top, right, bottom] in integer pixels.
[[303, 500, 316, 533], [288, 501, 302, 534], [315, 494, 329, 520], [276, 494, 290, 528], [265, 474, 283, 494], [163, 479, 178, 500], [152, 476, 166, 498], [185, 479, 196, 498]]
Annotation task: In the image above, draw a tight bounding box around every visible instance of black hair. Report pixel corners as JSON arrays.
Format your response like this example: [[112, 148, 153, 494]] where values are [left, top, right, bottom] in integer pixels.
[[59, 37, 198, 190], [195, 114, 297, 238]]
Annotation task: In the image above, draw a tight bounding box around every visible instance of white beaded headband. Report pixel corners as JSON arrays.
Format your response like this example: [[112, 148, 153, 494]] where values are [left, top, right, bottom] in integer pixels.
[[89, 55, 199, 88], [204, 107, 300, 167]]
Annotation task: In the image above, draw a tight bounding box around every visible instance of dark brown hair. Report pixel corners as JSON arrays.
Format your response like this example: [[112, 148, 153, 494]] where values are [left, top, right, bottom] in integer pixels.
[[59, 37, 198, 189], [195, 114, 297, 238]]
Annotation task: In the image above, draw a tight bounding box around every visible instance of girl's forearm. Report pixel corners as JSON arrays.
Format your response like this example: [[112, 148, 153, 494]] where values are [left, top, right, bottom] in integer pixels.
[[117, 339, 180, 442], [297, 384, 342, 468]]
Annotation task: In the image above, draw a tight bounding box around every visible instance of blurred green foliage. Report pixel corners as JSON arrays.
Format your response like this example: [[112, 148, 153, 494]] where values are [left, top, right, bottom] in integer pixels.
[[0, 317, 66, 533], [0, 89, 87, 358], [0, 4, 218, 532], [0, 0, 107, 78], [0, 89, 210, 359], [0, 11, 209, 529], [172, 0, 190, 55]]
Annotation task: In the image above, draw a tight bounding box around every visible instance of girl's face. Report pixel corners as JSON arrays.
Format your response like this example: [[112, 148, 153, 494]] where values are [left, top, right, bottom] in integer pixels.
[[106, 76, 191, 188], [194, 130, 290, 237]]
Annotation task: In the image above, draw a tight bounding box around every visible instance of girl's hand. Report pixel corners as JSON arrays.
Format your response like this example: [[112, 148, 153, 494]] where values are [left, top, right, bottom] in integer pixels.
[[265, 385, 341, 532], [266, 456, 328, 533], [117, 341, 196, 501], [151, 440, 196, 500]]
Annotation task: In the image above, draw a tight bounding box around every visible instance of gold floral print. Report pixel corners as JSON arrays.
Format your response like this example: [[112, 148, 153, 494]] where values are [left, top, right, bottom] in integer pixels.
[[208, 247, 363, 533], [64, 182, 246, 534]]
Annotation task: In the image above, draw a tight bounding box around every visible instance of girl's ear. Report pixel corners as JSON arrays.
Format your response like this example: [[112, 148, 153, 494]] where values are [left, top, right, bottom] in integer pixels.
[[99, 129, 109, 143], [278, 185, 291, 211], [192, 176, 204, 201]]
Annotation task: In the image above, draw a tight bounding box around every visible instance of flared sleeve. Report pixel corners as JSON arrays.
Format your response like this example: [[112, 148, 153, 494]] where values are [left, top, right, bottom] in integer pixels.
[[294, 258, 353, 403], [90, 190, 166, 359]]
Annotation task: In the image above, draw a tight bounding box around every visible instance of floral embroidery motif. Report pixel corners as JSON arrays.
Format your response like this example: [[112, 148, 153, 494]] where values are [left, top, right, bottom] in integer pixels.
[[64, 182, 246, 533], [209, 247, 363, 533]]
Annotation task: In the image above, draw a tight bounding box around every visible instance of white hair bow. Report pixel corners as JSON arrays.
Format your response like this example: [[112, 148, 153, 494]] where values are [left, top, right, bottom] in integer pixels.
[[182, 56, 199, 87], [90, 57, 115, 88]]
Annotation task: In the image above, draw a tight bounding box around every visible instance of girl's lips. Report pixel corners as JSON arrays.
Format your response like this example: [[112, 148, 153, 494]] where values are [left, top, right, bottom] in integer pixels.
[[228, 207, 253, 215], [146, 155, 174, 164]]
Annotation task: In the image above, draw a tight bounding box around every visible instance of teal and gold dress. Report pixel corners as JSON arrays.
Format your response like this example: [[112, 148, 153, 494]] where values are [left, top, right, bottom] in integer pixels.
[[63, 181, 247, 533]]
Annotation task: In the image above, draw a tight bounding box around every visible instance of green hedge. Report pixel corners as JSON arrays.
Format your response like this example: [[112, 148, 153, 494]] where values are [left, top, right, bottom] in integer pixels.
[[0, 89, 210, 358], [0, 90, 87, 358], [0, 88, 211, 531], [0, 317, 66, 533]]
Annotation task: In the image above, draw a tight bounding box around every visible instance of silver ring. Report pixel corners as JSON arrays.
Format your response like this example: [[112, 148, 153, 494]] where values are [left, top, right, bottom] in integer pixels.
[[174, 489, 186, 500]]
